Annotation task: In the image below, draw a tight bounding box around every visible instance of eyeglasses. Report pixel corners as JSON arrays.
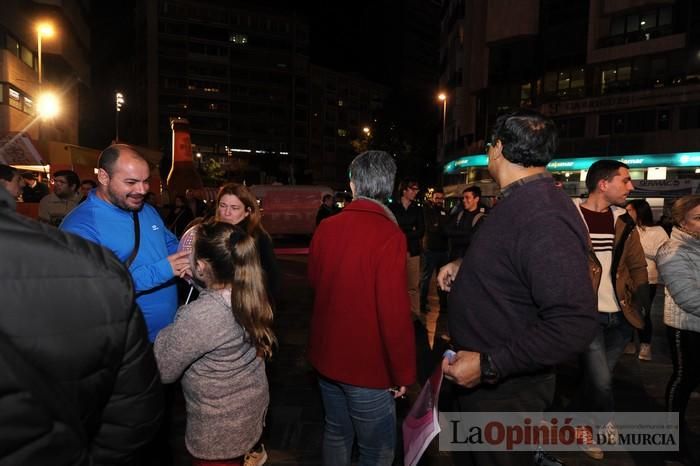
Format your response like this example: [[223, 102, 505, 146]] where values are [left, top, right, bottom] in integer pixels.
[[408, 186, 419, 191]]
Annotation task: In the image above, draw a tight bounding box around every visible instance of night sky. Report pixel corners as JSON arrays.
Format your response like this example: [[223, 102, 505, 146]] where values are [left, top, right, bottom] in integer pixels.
[[84, 0, 440, 183]]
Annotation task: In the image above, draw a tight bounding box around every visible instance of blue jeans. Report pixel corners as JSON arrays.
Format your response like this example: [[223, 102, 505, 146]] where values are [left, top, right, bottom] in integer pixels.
[[318, 376, 396, 466], [419, 249, 448, 310], [580, 311, 633, 413]]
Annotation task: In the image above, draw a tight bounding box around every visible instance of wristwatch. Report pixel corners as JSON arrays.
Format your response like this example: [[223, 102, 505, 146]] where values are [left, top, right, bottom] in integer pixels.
[[480, 353, 500, 384]]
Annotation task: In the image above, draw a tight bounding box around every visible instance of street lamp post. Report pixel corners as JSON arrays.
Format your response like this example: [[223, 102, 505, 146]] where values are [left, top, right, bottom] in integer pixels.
[[36, 23, 54, 85], [115, 92, 124, 142], [438, 93, 447, 161]]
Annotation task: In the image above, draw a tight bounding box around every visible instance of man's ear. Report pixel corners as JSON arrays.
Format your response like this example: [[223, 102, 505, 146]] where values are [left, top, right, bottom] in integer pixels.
[[597, 178, 608, 192], [97, 168, 110, 186]]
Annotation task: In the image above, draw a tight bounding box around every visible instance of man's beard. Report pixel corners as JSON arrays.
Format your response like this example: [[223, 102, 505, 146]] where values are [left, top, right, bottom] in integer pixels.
[[107, 186, 144, 212], [56, 190, 75, 200]]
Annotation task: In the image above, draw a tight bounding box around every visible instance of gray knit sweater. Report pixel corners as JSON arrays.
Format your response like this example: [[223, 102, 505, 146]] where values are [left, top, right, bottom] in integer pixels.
[[154, 289, 268, 460]]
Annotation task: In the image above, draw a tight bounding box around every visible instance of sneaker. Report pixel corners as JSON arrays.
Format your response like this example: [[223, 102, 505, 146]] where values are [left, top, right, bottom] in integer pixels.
[[243, 444, 267, 466], [601, 421, 619, 445], [623, 342, 636, 355], [639, 343, 652, 361], [576, 426, 604, 460]]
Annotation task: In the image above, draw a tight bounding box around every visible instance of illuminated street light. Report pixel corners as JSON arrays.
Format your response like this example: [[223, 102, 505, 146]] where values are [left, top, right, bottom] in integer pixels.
[[115, 92, 125, 141], [437, 92, 447, 160], [36, 22, 55, 85], [36, 91, 59, 119], [362, 126, 371, 136]]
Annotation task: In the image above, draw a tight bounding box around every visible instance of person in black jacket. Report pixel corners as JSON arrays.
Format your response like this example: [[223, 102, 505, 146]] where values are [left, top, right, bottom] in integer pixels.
[[0, 183, 163, 466], [389, 178, 425, 322], [315, 193, 336, 225], [445, 185, 485, 261], [420, 188, 449, 312]]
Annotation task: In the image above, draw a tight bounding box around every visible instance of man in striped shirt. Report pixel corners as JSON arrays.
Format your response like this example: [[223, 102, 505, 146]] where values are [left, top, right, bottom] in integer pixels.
[[572, 160, 650, 460]]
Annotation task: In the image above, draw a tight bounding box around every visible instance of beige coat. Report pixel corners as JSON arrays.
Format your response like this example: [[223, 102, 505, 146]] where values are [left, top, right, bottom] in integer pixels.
[[574, 200, 649, 329]]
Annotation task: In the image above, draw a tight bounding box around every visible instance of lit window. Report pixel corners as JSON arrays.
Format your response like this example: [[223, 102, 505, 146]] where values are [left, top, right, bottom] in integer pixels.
[[229, 33, 248, 44], [24, 97, 34, 115], [9, 88, 22, 110], [338, 100, 344, 107], [337, 129, 347, 137]]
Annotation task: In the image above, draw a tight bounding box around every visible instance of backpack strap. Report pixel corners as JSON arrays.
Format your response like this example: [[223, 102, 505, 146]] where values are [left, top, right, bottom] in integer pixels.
[[471, 212, 485, 227], [124, 211, 140, 268]]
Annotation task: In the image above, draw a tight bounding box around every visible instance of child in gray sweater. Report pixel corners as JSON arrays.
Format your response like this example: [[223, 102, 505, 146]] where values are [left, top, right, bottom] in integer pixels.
[[155, 222, 276, 465]]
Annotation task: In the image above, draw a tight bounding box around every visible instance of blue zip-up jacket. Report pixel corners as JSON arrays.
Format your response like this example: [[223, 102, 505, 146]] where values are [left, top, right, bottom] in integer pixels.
[[61, 190, 179, 341]]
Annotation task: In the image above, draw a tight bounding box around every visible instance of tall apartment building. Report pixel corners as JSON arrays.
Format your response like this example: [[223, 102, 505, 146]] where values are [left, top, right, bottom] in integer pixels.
[[308, 65, 388, 186], [125, 0, 311, 184], [440, 0, 700, 189], [109, 0, 397, 187], [0, 0, 90, 160]]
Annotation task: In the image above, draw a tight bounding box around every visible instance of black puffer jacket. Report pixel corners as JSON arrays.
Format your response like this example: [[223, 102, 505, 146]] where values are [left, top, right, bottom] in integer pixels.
[[0, 189, 164, 466]]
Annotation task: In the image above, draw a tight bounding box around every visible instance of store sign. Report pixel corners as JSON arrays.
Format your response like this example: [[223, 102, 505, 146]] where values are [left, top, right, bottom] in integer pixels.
[[632, 179, 699, 198], [444, 152, 700, 174]]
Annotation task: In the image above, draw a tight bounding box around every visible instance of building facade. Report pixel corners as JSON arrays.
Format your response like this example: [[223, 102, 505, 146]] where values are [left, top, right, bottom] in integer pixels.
[[307, 65, 388, 186], [440, 0, 700, 190], [0, 0, 90, 160]]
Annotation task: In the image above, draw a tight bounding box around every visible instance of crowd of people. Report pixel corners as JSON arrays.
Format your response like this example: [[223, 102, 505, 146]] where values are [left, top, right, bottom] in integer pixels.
[[1, 145, 278, 466], [1, 107, 700, 466]]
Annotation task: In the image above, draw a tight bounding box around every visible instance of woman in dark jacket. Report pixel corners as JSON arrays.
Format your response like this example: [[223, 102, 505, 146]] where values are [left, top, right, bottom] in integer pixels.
[[215, 183, 280, 308]]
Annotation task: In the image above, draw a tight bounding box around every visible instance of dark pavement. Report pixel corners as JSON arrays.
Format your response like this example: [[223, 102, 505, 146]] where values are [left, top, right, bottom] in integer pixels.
[[170, 254, 700, 466]]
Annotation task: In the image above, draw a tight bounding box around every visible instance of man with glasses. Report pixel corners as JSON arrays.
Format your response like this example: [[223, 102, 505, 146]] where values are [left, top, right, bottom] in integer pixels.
[[38, 170, 81, 226], [389, 178, 425, 322], [438, 109, 597, 465]]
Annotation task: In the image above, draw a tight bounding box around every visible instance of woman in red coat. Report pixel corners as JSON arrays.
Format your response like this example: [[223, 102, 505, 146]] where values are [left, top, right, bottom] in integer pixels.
[[308, 150, 416, 466]]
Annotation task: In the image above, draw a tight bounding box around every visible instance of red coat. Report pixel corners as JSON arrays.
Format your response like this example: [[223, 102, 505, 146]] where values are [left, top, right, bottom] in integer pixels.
[[308, 199, 416, 388]]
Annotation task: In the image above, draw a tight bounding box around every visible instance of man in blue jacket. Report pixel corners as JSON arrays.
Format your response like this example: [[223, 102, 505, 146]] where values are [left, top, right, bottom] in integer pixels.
[[62, 144, 191, 342]]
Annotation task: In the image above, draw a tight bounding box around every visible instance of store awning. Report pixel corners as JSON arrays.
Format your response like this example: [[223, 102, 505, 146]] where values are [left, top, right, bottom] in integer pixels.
[[444, 151, 700, 174]]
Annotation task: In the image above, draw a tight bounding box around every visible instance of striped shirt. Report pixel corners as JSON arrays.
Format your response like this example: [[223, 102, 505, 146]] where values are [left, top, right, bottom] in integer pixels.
[[580, 206, 620, 312]]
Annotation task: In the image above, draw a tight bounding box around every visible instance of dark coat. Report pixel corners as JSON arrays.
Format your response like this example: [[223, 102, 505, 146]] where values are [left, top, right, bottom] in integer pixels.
[[0, 195, 163, 466], [389, 200, 425, 257], [445, 208, 484, 260], [422, 202, 448, 252]]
